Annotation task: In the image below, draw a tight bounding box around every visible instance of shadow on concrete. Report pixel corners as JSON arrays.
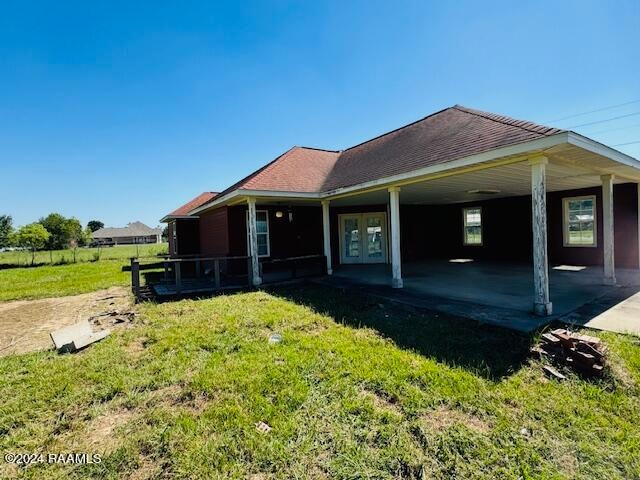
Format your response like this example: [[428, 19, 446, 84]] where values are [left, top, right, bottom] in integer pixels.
[[267, 282, 536, 381]]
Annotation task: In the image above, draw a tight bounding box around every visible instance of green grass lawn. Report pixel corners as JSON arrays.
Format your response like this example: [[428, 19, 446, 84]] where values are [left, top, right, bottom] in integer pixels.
[[0, 243, 168, 267], [1, 284, 638, 479], [0, 261, 131, 301]]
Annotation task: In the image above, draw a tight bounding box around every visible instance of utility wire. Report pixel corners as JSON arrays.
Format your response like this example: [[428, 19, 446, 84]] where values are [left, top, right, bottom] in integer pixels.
[[612, 140, 640, 147], [588, 123, 640, 135], [566, 111, 640, 129], [545, 99, 640, 123]]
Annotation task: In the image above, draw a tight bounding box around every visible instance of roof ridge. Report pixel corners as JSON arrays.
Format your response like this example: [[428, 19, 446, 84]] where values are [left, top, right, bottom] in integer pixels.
[[452, 105, 563, 135], [298, 145, 341, 153], [341, 106, 455, 153], [241, 146, 340, 190]]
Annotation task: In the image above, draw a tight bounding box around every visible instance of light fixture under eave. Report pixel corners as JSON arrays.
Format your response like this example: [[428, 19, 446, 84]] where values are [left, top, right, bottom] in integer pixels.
[[275, 211, 284, 218], [467, 189, 501, 195]]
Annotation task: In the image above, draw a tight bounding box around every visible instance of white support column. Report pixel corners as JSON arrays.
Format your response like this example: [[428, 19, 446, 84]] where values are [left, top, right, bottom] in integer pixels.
[[321, 200, 333, 274], [602, 174, 616, 285], [388, 186, 403, 288], [247, 197, 262, 286], [530, 156, 552, 316]]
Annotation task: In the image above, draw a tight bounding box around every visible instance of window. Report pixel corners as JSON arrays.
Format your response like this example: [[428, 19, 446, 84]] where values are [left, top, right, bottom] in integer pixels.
[[463, 207, 482, 246], [246, 210, 270, 257], [171, 222, 178, 254], [563, 196, 596, 247]]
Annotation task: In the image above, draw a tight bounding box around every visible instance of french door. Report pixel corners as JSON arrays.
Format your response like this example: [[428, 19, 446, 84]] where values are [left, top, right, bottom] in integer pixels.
[[339, 212, 387, 264]]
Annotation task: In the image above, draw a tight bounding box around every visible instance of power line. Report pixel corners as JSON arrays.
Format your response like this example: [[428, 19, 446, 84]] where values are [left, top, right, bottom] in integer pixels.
[[566, 111, 640, 129], [545, 99, 640, 123], [612, 140, 640, 147], [588, 123, 640, 135]]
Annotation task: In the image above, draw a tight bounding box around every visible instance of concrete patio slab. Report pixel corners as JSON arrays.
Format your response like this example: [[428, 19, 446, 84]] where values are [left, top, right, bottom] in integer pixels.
[[560, 286, 640, 336], [318, 260, 640, 333]]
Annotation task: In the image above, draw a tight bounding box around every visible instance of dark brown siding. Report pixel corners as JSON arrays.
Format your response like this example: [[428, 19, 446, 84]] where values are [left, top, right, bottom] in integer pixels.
[[175, 219, 200, 256], [327, 183, 639, 269], [227, 205, 323, 259], [613, 183, 639, 268], [199, 207, 230, 256]]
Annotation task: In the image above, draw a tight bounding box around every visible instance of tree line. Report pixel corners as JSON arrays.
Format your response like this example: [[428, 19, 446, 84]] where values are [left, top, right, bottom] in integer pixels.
[[0, 214, 105, 265]]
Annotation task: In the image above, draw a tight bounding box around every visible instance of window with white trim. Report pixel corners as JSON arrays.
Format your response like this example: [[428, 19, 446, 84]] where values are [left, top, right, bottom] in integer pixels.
[[246, 210, 271, 257], [463, 207, 482, 246], [563, 196, 596, 247]]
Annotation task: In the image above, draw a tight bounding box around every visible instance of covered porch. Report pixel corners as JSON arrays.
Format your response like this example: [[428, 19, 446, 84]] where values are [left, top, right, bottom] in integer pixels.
[[325, 260, 640, 331], [310, 139, 640, 323]]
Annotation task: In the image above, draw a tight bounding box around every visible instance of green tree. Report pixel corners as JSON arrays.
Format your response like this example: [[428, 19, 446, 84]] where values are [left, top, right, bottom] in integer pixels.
[[9, 223, 50, 265], [87, 220, 104, 232], [81, 226, 93, 247], [0, 214, 13, 248], [38, 213, 83, 250]]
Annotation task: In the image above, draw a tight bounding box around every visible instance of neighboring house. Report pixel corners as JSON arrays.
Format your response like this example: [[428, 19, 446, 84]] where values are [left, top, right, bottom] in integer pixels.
[[92, 221, 162, 246], [161, 105, 640, 316]]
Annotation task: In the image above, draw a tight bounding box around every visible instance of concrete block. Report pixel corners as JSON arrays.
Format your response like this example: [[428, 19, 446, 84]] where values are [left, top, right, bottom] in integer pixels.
[[50, 321, 93, 351], [50, 321, 110, 353], [71, 329, 111, 351]]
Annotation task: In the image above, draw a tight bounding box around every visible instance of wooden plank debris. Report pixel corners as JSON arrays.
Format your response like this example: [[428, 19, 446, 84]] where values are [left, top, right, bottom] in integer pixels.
[[532, 328, 607, 378], [543, 365, 566, 381]]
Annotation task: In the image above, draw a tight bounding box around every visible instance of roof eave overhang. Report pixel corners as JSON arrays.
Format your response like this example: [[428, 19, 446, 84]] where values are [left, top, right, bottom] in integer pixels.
[[190, 132, 640, 212], [190, 189, 322, 215], [159, 214, 199, 223], [323, 133, 572, 198], [566, 131, 640, 170]]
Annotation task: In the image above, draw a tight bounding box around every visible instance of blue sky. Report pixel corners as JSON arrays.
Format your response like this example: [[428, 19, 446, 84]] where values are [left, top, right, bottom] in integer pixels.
[[1, 0, 639, 228]]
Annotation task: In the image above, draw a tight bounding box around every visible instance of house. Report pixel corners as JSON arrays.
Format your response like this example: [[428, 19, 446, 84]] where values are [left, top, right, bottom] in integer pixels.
[[92, 221, 163, 246], [160, 105, 640, 318]]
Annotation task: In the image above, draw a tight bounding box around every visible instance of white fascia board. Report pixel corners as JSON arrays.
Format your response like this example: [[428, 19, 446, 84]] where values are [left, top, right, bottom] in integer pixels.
[[159, 215, 199, 223], [322, 133, 570, 198], [566, 131, 640, 170], [190, 189, 322, 215]]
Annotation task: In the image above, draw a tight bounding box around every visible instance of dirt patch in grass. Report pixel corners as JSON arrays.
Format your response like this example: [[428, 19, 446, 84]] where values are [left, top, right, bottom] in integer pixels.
[[84, 408, 138, 454], [421, 406, 491, 433], [607, 352, 637, 389], [146, 384, 212, 415], [0, 286, 133, 356], [361, 388, 403, 416], [126, 336, 150, 357], [128, 455, 163, 480]]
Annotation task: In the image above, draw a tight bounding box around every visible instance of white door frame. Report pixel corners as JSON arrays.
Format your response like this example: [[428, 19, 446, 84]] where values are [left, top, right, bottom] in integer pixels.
[[338, 212, 388, 264]]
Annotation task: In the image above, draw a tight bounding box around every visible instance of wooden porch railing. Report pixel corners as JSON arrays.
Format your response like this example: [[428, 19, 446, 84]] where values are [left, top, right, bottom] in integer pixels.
[[131, 254, 327, 298]]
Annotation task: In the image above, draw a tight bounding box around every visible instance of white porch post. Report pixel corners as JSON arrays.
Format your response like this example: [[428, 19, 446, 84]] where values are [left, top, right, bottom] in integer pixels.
[[388, 186, 403, 288], [530, 156, 552, 316], [602, 174, 616, 285], [247, 197, 262, 286], [321, 200, 333, 274]]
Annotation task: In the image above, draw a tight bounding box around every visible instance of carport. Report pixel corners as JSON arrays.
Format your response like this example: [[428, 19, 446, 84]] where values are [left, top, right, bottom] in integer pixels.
[[320, 136, 640, 322]]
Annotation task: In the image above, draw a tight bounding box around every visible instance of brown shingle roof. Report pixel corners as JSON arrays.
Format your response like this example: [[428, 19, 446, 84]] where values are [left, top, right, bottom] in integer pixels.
[[321, 105, 564, 191], [216, 146, 340, 197], [167, 192, 218, 217], [196, 105, 565, 210]]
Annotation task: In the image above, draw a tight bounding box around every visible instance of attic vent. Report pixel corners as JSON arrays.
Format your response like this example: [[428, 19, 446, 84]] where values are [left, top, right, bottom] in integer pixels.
[[467, 189, 501, 195]]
